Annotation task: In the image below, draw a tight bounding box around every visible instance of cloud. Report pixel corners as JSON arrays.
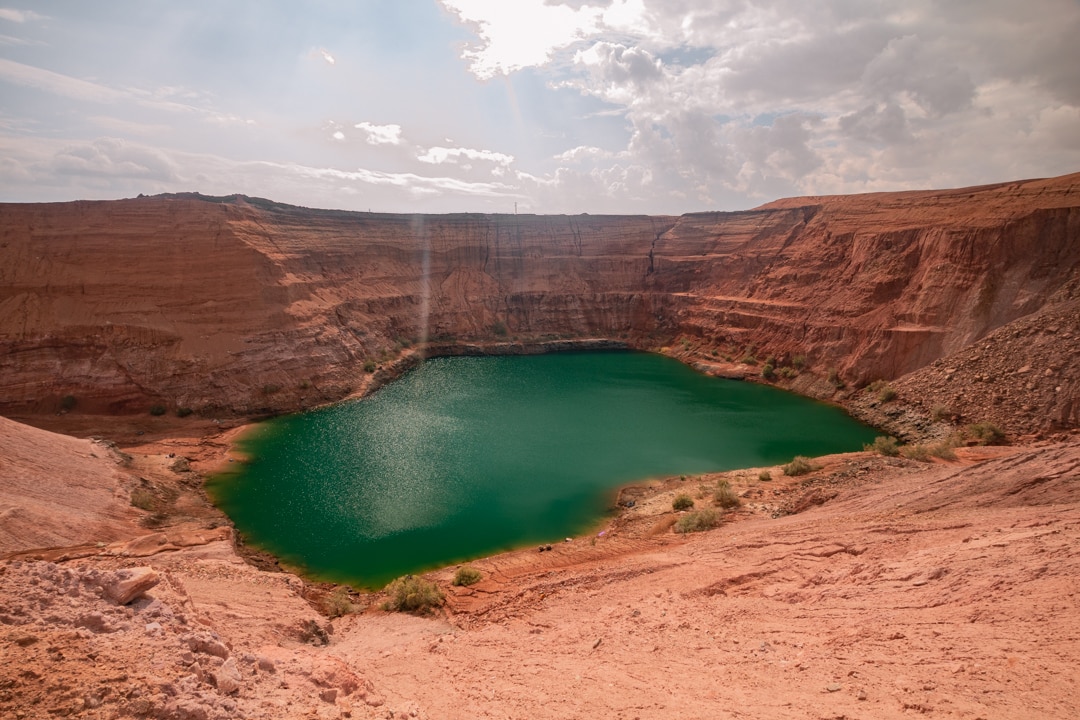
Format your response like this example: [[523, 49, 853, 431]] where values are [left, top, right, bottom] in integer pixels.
[[417, 145, 514, 167], [320, 49, 335, 65], [354, 122, 404, 146], [282, 162, 520, 198], [48, 138, 178, 181], [575, 41, 663, 99], [0, 57, 126, 104], [440, 0, 604, 78], [0, 8, 47, 23]]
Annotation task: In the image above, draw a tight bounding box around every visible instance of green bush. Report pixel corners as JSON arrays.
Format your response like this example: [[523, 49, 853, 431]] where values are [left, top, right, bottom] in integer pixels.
[[383, 575, 444, 614], [60, 394, 77, 411], [758, 470, 772, 482], [865, 436, 900, 457], [777, 367, 798, 379], [761, 363, 776, 380], [175, 406, 194, 418], [363, 359, 377, 373], [714, 480, 741, 509], [490, 321, 508, 337], [674, 509, 720, 533], [878, 386, 897, 403], [965, 422, 1005, 445], [672, 493, 695, 511], [827, 368, 845, 389], [792, 355, 807, 370], [452, 567, 483, 587], [782, 456, 820, 476], [323, 587, 355, 618], [148, 404, 167, 416], [262, 384, 281, 395]]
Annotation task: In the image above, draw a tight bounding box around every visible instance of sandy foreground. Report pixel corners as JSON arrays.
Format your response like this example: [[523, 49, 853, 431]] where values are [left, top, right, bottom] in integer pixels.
[[1, 412, 1078, 719]]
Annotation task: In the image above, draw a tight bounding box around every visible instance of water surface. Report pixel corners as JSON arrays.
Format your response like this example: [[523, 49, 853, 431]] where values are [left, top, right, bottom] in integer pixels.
[[209, 352, 876, 587]]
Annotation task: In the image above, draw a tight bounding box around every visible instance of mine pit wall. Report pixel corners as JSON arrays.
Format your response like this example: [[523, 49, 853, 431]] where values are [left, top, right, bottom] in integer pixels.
[[0, 172, 1078, 428]]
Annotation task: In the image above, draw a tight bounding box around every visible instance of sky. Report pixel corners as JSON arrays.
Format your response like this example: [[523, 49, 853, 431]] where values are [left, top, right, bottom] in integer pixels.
[[1, 0, 1078, 215]]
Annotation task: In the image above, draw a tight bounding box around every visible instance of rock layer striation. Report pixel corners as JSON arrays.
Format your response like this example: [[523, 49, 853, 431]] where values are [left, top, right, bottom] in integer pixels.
[[1, 173, 1078, 430]]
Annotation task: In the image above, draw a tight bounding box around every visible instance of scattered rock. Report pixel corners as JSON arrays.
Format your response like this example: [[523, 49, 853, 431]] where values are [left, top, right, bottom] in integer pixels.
[[186, 632, 230, 659], [212, 658, 243, 695], [99, 567, 160, 605]]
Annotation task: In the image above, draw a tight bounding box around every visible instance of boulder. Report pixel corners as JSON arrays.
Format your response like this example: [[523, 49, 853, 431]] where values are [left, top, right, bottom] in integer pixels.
[[100, 567, 160, 604]]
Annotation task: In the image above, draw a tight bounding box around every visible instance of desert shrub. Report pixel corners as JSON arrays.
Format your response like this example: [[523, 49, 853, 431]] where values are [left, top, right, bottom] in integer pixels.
[[902, 438, 959, 462], [878, 386, 897, 403], [674, 509, 720, 533], [262, 384, 281, 395], [452, 567, 483, 587], [490, 321, 508, 337], [363, 359, 377, 373], [130, 487, 155, 511], [965, 422, 1006, 445], [175, 406, 193, 418], [782, 456, 820, 477], [900, 444, 930, 461], [777, 367, 798, 379], [865, 436, 900, 457], [928, 440, 958, 460], [740, 354, 758, 365], [60, 394, 77, 411], [931, 405, 953, 422], [827, 368, 845, 389], [792, 355, 807, 370], [323, 587, 354, 618], [383, 575, 444, 614], [758, 470, 772, 482], [761, 364, 776, 380], [672, 493, 695, 511], [713, 480, 741, 509], [148, 404, 167, 416]]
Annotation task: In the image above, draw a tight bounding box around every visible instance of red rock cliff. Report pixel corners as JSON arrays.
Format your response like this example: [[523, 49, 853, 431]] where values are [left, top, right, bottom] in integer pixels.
[[1, 173, 1078, 429]]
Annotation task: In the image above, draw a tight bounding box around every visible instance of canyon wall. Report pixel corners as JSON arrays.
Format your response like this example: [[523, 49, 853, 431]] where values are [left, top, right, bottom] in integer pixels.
[[1, 173, 1078, 428]]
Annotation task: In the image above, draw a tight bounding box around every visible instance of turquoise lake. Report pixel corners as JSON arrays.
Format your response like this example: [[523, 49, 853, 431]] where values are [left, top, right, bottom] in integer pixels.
[[209, 352, 877, 587]]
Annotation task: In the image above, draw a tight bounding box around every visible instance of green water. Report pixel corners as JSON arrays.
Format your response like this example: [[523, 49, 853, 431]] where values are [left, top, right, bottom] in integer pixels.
[[209, 352, 877, 587]]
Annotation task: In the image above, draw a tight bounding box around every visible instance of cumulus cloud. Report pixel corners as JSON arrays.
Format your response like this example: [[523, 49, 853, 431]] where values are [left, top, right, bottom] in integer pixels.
[[354, 122, 403, 146], [417, 145, 514, 167], [440, 0, 603, 77], [444, 0, 1080, 211]]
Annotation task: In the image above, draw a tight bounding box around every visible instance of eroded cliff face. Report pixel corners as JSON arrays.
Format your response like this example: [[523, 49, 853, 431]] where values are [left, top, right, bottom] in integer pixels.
[[1, 173, 1078, 430]]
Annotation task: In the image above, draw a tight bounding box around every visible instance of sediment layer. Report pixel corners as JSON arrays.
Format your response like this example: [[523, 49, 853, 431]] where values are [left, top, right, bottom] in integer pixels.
[[1, 173, 1078, 431]]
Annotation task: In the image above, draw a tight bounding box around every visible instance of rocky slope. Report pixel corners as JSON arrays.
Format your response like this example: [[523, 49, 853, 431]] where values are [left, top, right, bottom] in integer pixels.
[[2, 172, 1078, 434], [2, 173, 1080, 718], [1, 414, 1077, 719]]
